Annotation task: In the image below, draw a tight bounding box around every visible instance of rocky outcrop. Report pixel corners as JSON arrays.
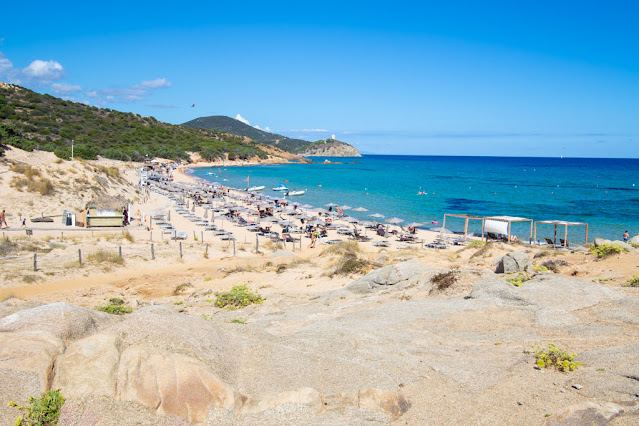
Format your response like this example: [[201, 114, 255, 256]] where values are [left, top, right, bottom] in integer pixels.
[[343, 259, 434, 295], [495, 251, 533, 274], [301, 140, 361, 157], [544, 401, 629, 425]]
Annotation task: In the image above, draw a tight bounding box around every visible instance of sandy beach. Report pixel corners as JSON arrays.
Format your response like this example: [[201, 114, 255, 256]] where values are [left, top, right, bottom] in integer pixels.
[[2, 146, 639, 424]]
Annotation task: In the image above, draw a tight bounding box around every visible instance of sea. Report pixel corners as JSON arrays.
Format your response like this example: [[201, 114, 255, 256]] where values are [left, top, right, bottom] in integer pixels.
[[191, 155, 639, 242]]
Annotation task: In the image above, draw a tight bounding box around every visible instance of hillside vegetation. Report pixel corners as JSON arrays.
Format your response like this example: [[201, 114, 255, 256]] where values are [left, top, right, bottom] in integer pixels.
[[0, 83, 268, 162], [183, 115, 314, 153]]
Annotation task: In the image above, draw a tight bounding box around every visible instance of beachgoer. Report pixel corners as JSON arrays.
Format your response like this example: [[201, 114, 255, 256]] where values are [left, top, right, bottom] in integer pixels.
[[136, 209, 142, 226], [623, 230, 629, 242], [308, 227, 317, 248], [21, 218, 26, 228], [510, 235, 518, 242], [0, 210, 8, 229]]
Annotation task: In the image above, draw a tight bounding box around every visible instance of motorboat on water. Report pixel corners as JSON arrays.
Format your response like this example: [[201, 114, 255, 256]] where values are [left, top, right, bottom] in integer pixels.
[[285, 190, 305, 196], [273, 184, 289, 191], [247, 185, 265, 192]]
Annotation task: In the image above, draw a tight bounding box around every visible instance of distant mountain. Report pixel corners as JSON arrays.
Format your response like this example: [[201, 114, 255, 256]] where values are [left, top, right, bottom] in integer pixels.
[[182, 116, 310, 153], [182, 116, 361, 157]]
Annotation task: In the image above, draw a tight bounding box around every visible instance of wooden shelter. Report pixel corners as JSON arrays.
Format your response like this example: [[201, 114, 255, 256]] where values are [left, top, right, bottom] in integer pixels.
[[534, 220, 588, 248], [442, 213, 484, 238], [482, 215, 533, 243], [86, 196, 127, 228]]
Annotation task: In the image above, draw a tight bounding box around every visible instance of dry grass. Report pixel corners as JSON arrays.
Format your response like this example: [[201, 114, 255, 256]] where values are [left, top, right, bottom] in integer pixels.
[[86, 250, 124, 265], [173, 282, 194, 295], [431, 271, 458, 290]]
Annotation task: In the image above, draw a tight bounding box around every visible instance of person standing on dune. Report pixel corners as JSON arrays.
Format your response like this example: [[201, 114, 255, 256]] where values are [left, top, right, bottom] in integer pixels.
[[0, 210, 8, 229]]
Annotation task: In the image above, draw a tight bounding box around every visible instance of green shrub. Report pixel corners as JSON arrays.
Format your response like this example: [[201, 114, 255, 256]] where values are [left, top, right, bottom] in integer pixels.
[[627, 275, 639, 287], [507, 273, 531, 287], [215, 285, 263, 309], [468, 240, 485, 247], [96, 297, 132, 315], [533, 265, 549, 272], [590, 243, 625, 258], [532, 343, 581, 372], [0, 237, 18, 256], [9, 389, 65, 425], [173, 282, 193, 295]]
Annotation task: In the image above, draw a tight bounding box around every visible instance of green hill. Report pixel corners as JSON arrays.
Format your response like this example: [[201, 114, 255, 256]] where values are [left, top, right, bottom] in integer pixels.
[[182, 116, 312, 153], [0, 84, 269, 162]]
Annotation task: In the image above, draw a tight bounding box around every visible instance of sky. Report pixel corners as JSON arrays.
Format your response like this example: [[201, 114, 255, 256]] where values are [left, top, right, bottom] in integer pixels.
[[1, 0, 638, 158]]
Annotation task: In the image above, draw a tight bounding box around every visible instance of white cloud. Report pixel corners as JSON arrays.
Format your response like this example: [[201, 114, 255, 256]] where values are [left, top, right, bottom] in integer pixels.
[[23, 59, 65, 82], [134, 77, 172, 89], [50, 82, 82, 95], [235, 114, 251, 125], [86, 90, 98, 98], [264, 126, 271, 132], [302, 128, 329, 132]]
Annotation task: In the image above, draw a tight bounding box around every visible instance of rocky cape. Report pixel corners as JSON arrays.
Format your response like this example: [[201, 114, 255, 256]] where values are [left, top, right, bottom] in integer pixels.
[[301, 139, 361, 157]]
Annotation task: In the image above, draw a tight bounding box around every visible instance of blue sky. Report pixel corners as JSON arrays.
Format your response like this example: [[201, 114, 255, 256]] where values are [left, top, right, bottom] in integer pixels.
[[1, 1, 638, 157]]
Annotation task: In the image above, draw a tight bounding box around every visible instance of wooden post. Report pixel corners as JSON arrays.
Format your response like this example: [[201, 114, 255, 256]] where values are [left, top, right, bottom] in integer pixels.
[[233, 239, 236, 256], [534, 222, 537, 245], [78, 249, 82, 265], [585, 223, 589, 246], [151, 243, 155, 260], [150, 231, 152, 241], [205, 243, 209, 256], [481, 219, 486, 242], [193, 231, 196, 241], [256, 234, 259, 252], [529, 220, 533, 244], [61, 231, 64, 241], [33, 253, 37, 271], [564, 224, 568, 248], [119, 246, 122, 258], [179, 241, 183, 258], [201, 231, 204, 244]]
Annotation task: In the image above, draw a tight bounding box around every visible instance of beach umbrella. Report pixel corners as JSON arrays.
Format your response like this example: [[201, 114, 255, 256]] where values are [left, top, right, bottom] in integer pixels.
[[315, 208, 329, 215], [345, 217, 360, 223], [386, 217, 404, 224], [325, 203, 338, 207], [369, 213, 385, 219], [339, 205, 353, 210], [352, 207, 369, 212], [300, 204, 313, 209]]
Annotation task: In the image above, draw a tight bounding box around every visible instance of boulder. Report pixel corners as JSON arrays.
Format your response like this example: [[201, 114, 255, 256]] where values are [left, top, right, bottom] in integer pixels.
[[53, 333, 122, 398], [630, 235, 639, 245], [344, 260, 434, 294], [593, 238, 612, 247], [116, 345, 236, 423], [544, 402, 624, 425], [0, 302, 117, 342], [358, 388, 411, 419], [495, 252, 533, 274], [0, 330, 65, 394]]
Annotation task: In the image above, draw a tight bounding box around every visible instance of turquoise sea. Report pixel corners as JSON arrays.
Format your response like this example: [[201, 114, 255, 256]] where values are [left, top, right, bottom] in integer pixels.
[[192, 155, 639, 242]]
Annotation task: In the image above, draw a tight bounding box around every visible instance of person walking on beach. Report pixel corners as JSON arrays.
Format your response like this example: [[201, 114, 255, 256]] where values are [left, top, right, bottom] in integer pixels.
[[308, 227, 317, 248], [136, 209, 142, 226], [623, 230, 630, 242], [0, 210, 8, 229]]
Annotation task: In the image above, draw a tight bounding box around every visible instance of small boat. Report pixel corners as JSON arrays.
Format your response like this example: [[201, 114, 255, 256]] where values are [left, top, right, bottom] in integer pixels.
[[273, 184, 289, 191], [286, 190, 305, 196], [207, 171, 217, 175], [247, 185, 265, 192]]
